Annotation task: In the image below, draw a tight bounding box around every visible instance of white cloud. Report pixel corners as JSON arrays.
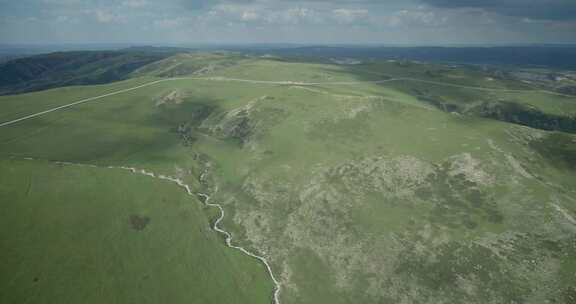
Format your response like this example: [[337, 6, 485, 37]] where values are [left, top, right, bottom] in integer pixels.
[[123, 0, 148, 8], [332, 8, 368, 24], [378, 8, 447, 27], [56, 15, 70, 22], [241, 10, 260, 21], [281, 8, 322, 24], [41, 0, 81, 4], [201, 4, 325, 26], [153, 17, 187, 28], [88, 9, 126, 24]]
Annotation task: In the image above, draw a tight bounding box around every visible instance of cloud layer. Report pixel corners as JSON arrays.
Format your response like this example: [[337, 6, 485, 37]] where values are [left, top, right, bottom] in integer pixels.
[[0, 0, 574, 44], [422, 0, 576, 20]]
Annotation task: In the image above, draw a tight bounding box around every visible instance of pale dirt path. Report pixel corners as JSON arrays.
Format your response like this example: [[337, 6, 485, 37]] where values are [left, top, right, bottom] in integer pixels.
[[0, 79, 172, 128]]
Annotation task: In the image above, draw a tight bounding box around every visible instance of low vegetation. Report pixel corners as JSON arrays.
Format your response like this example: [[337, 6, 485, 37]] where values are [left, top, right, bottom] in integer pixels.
[[1, 52, 575, 304]]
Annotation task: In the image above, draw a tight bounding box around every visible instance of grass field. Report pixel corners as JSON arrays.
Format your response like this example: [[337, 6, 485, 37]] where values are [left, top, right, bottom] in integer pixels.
[[0, 159, 273, 304], [1, 54, 575, 304]]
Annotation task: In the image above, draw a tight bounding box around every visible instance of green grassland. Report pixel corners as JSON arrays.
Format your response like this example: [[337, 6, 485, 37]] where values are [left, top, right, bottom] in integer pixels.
[[1, 53, 575, 303], [0, 159, 273, 304]]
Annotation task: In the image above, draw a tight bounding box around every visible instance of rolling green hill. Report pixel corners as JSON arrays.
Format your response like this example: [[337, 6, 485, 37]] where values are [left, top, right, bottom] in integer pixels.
[[0, 53, 575, 304]]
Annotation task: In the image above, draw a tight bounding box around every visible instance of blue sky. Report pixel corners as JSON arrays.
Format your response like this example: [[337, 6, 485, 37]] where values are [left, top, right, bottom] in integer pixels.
[[1, 0, 575, 45]]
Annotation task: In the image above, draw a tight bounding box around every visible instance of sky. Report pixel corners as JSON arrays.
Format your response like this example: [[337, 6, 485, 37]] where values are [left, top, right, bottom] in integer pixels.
[[1, 0, 576, 45]]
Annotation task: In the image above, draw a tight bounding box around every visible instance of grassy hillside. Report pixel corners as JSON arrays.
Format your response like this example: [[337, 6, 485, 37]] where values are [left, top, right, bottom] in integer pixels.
[[0, 54, 575, 304], [335, 60, 576, 133], [132, 52, 249, 78], [0, 159, 273, 304]]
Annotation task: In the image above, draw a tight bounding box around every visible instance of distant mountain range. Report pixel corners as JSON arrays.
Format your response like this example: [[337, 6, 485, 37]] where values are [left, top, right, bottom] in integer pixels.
[[247, 46, 576, 69]]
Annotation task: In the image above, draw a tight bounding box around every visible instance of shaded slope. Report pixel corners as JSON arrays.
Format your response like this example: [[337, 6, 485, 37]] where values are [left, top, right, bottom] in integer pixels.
[[0, 50, 175, 95]]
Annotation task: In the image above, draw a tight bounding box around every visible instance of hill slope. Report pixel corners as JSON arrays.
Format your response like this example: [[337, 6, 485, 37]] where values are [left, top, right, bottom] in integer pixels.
[[0, 159, 273, 304], [0, 54, 575, 304], [0, 50, 176, 95]]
